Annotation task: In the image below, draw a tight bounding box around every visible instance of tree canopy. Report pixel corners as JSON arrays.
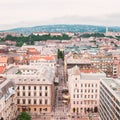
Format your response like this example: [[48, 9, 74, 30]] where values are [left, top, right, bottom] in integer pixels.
[[80, 33, 105, 38], [0, 33, 71, 47], [17, 112, 31, 120], [57, 49, 64, 60]]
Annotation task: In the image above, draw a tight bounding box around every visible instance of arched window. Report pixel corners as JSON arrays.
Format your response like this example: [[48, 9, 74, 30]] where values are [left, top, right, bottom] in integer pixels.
[[73, 108, 75, 113]]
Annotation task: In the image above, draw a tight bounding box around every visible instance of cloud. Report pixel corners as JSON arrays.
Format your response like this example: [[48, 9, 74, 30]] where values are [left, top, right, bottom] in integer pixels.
[[46, 14, 120, 26], [1, 13, 120, 30]]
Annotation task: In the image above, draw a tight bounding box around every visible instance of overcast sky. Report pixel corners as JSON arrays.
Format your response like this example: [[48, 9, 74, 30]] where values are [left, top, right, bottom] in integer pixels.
[[0, 0, 120, 30]]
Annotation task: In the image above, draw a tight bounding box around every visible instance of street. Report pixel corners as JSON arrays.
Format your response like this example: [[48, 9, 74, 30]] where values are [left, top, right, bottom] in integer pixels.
[[53, 59, 69, 120]]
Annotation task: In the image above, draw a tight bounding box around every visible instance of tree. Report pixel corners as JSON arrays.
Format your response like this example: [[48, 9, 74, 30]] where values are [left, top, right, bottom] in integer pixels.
[[57, 49, 64, 60], [80, 33, 105, 38], [17, 112, 31, 120]]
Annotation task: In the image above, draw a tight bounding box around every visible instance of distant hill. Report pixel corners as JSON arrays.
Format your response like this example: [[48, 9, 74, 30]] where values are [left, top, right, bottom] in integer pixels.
[[1, 24, 120, 34]]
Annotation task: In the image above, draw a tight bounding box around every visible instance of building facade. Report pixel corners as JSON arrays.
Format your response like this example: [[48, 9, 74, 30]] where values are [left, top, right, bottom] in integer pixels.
[[0, 78, 17, 120], [99, 78, 120, 120], [68, 66, 106, 115], [12, 66, 56, 116]]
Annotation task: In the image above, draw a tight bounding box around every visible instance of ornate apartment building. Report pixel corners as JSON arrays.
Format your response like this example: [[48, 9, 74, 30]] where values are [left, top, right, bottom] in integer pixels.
[[5, 65, 56, 116], [0, 78, 17, 120], [67, 65, 106, 114]]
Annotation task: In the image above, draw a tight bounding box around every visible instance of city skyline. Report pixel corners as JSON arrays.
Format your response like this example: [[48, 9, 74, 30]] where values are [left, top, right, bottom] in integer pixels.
[[0, 0, 120, 30]]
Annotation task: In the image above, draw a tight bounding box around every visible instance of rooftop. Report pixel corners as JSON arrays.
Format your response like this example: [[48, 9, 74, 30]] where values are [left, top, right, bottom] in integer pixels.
[[28, 56, 55, 61], [0, 56, 8, 63], [80, 68, 100, 73], [102, 78, 120, 100]]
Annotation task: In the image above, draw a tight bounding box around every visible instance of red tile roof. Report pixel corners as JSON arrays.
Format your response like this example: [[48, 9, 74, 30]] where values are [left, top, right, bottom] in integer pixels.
[[0, 56, 8, 63], [28, 56, 54, 61], [0, 66, 6, 73], [80, 68, 99, 73]]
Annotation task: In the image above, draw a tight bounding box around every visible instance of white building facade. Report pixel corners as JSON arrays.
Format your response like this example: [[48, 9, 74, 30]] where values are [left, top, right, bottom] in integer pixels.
[[68, 66, 106, 114], [99, 78, 120, 120], [0, 78, 17, 120]]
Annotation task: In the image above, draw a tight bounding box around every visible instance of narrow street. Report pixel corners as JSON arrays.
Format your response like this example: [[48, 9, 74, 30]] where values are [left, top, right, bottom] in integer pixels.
[[53, 59, 69, 120]]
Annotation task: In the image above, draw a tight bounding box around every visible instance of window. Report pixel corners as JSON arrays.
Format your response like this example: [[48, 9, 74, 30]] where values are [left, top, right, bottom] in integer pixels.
[[28, 86, 31, 90], [45, 86, 47, 90], [34, 108, 36, 111], [28, 99, 31, 104], [40, 108, 42, 112], [28, 92, 31, 96], [44, 108, 47, 111], [77, 95, 79, 98], [34, 99, 36, 104], [40, 86, 42, 90], [23, 92, 25, 96], [23, 86, 25, 90], [40, 92, 42, 96], [18, 86, 19, 90], [73, 101, 75, 104], [45, 99, 48, 104], [17, 92, 20, 96], [17, 99, 20, 104], [45, 92, 48, 96], [34, 86, 36, 90], [92, 89, 94, 93], [23, 99, 26, 104], [40, 99, 42, 104], [75, 84, 77, 87], [75, 78, 77, 80]]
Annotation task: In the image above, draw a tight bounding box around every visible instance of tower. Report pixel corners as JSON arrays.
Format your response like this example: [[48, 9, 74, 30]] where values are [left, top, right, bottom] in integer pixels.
[[106, 26, 108, 36]]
